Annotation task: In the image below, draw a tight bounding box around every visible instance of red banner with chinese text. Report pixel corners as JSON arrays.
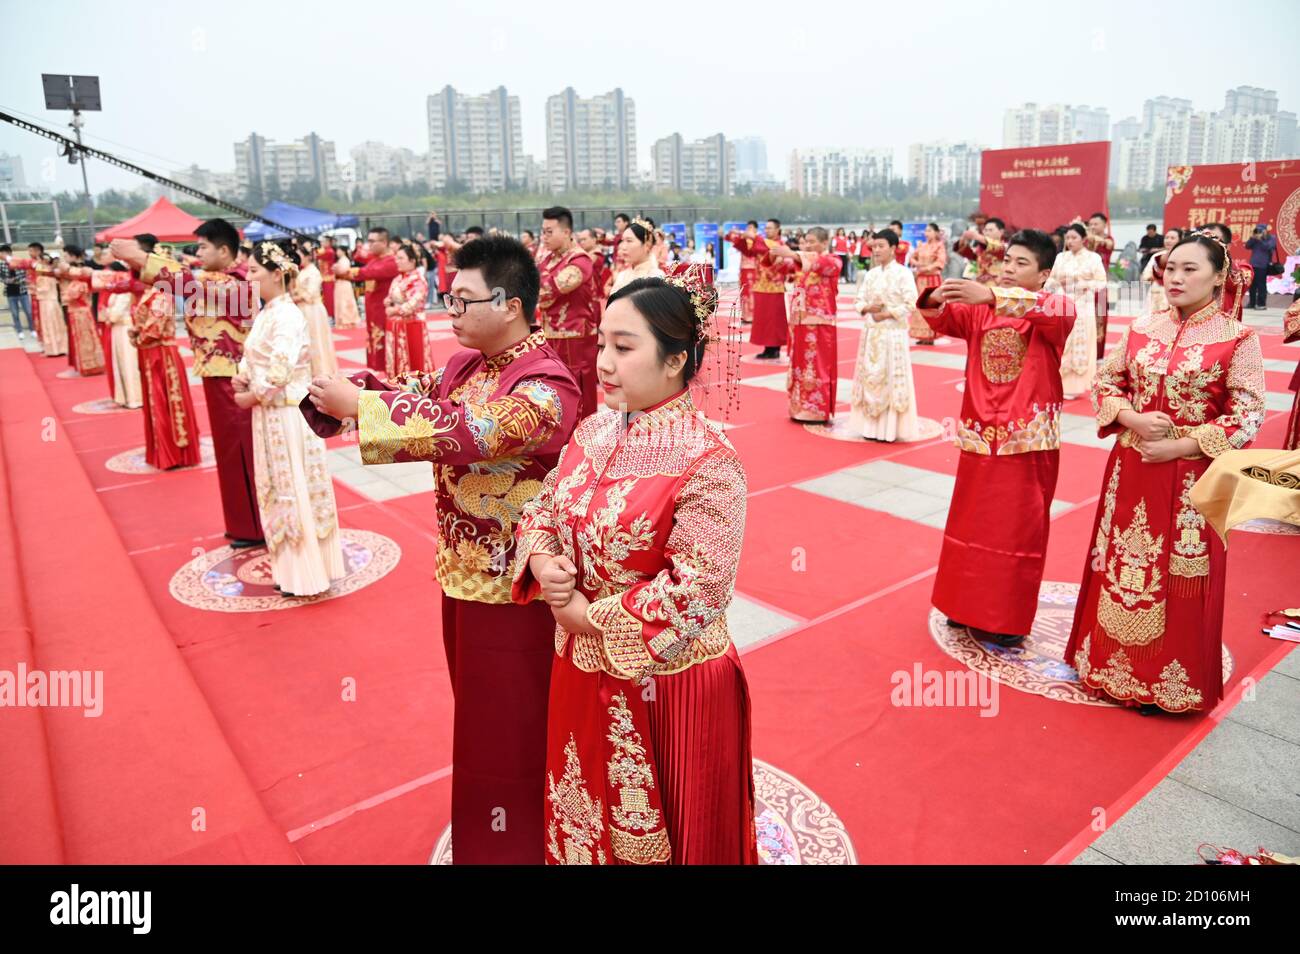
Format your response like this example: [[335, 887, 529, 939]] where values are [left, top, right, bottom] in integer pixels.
[[1164, 160, 1300, 258], [978, 141, 1110, 231]]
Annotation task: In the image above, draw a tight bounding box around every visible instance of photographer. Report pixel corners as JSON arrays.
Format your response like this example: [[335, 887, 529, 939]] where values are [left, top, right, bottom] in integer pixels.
[[1244, 222, 1278, 310]]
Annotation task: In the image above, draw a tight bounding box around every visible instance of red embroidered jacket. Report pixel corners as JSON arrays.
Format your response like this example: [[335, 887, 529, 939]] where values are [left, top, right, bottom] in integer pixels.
[[921, 286, 1077, 455], [141, 253, 255, 377], [537, 247, 596, 338], [354, 331, 580, 604], [512, 390, 746, 682]]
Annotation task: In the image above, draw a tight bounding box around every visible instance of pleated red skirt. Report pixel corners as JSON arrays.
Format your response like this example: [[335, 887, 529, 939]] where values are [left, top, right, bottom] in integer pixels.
[[644, 646, 758, 865], [545, 642, 758, 865], [138, 345, 201, 470]]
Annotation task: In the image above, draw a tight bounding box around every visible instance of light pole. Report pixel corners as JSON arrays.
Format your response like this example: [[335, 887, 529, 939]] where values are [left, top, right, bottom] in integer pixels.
[[69, 108, 94, 234], [41, 73, 101, 242]]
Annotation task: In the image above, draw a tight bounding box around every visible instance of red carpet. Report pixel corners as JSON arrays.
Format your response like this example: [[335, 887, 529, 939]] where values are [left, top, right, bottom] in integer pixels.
[[0, 350, 297, 863], [1, 296, 1295, 864]]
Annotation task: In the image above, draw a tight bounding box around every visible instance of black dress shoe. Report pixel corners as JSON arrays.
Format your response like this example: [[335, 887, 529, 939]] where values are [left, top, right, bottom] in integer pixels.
[[1136, 703, 1160, 716], [970, 627, 1024, 647], [229, 537, 265, 549]]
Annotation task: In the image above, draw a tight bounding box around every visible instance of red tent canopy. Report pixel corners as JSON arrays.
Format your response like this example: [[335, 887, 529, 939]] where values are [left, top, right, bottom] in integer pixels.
[[94, 197, 206, 243]]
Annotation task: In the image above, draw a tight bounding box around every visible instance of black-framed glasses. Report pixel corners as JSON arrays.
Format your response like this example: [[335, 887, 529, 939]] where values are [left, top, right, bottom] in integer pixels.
[[442, 292, 496, 315]]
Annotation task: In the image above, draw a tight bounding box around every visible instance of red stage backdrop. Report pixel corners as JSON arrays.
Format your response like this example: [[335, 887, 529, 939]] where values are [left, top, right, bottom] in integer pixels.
[[979, 141, 1111, 230], [1164, 159, 1300, 258]]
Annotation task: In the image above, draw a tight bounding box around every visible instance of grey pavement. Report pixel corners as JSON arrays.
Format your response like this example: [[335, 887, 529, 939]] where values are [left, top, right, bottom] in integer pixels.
[[8, 297, 1298, 866]]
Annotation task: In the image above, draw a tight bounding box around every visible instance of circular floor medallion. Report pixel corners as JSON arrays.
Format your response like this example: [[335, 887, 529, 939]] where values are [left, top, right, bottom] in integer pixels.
[[427, 758, 855, 865], [168, 528, 400, 613], [104, 435, 216, 474], [929, 580, 1233, 706], [71, 396, 133, 415]]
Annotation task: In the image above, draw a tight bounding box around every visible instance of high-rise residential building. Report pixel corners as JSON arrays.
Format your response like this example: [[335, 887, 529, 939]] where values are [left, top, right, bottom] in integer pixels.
[[652, 133, 735, 195], [233, 132, 341, 201], [350, 141, 426, 199], [297, 133, 340, 195], [1072, 106, 1110, 144], [1223, 86, 1278, 117], [788, 147, 894, 196], [426, 85, 524, 193], [1108, 117, 1142, 184], [907, 141, 983, 196], [233, 133, 269, 200], [520, 156, 547, 193], [652, 134, 682, 191], [1117, 103, 1208, 191], [1141, 96, 1193, 135], [0, 153, 30, 196], [1114, 87, 1298, 190], [1002, 103, 1111, 147], [732, 136, 767, 183], [162, 164, 241, 202], [1274, 111, 1298, 159], [545, 87, 637, 191]]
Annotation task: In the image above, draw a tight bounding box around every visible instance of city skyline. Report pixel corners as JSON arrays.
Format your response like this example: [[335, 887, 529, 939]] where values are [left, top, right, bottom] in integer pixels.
[[5, 83, 1297, 206], [1, 1, 1296, 200]]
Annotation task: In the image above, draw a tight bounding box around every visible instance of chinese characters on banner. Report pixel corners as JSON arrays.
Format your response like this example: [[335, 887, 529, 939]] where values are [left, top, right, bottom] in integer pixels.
[[979, 141, 1111, 231], [1164, 160, 1300, 292]]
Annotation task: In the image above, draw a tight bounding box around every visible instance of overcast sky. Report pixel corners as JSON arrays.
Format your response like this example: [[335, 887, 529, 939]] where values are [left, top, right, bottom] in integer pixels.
[[2, 0, 1297, 197]]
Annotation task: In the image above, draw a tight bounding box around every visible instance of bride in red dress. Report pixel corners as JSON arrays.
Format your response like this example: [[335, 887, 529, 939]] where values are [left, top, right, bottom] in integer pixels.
[[1065, 232, 1266, 714], [513, 272, 757, 865]]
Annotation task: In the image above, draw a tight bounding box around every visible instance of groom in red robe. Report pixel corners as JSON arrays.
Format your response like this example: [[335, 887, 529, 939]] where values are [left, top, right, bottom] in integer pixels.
[[307, 235, 579, 864], [749, 218, 790, 360], [921, 229, 1076, 645], [536, 206, 597, 419], [335, 226, 398, 372], [113, 220, 264, 546]]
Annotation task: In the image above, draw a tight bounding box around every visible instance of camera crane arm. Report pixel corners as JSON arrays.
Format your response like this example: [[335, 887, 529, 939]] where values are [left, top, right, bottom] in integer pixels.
[[0, 109, 308, 240]]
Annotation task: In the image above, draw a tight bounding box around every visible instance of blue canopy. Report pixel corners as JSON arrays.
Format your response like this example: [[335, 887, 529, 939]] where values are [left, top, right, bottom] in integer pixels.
[[242, 201, 359, 240]]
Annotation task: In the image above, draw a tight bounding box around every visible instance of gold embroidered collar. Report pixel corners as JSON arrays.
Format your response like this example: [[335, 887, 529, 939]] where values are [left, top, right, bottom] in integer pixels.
[[485, 331, 545, 370], [1176, 300, 1220, 327], [626, 389, 697, 435]]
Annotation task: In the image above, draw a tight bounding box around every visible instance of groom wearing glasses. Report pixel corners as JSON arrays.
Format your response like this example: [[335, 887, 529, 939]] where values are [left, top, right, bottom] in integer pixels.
[[307, 235, 580, 864]]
